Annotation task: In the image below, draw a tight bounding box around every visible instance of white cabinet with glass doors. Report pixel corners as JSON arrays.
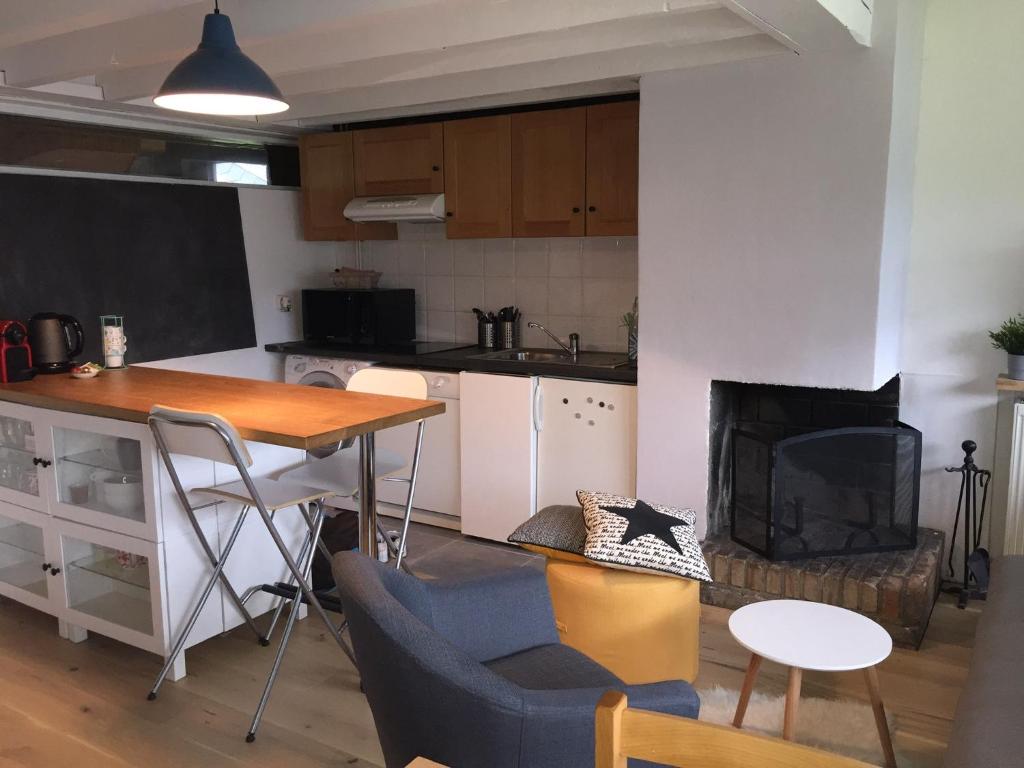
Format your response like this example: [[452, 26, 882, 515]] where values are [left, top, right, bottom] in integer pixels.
[[0, 400, 305, 681]]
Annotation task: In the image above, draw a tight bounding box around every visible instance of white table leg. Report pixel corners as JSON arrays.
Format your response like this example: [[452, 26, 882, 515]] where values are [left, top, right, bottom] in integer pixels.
[[58, 619, 88, 643], [783, 666, 802, 741], [733, 653, 763, 728], [166, 653, 187, 682], [864, 665, 897, 768]]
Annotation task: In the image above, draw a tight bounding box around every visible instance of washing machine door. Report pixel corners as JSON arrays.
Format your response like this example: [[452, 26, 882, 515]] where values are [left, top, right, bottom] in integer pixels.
[[297, 370, 346, 389]]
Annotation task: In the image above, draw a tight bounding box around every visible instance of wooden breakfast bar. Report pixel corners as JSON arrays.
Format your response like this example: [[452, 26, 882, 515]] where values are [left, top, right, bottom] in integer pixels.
[[0, 365, 444, 684], [0, 365, 445, 555]]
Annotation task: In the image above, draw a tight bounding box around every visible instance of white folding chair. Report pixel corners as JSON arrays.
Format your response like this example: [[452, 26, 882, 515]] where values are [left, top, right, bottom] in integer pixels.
[[147, 405, 355, 742], [279, 367, 428, 569]]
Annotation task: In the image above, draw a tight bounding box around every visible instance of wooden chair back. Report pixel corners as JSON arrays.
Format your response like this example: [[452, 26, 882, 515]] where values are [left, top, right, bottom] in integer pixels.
[[595, 691, 876, 768]]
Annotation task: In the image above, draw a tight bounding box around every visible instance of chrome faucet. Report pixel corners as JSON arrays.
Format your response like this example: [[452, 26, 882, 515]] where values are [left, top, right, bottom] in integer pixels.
[[528, 321, 580, 360]]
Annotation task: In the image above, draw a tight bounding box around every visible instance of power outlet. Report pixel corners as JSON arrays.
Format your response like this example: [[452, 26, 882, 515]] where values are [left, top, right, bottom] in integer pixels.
[[276, 295, 292, 312]]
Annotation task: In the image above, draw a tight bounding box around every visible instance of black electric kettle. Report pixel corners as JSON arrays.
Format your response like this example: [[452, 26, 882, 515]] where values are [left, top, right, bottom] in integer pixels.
[[28, 313, 84, 374]]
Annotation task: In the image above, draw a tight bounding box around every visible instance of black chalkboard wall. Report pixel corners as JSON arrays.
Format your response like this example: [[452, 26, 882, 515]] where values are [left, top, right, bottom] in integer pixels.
[[0, 173, 256, 364]]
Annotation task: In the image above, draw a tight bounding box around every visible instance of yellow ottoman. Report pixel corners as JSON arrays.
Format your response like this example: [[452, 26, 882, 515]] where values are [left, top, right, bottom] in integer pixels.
[[544, 558, 700, 684]]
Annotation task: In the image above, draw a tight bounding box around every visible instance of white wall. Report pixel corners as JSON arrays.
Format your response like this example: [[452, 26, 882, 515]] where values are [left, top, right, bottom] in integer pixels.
[[899, 0, 1024, 545], [636, 0, 921, 536], [144, 187, 355, 380], [364, 223, 638, 352]]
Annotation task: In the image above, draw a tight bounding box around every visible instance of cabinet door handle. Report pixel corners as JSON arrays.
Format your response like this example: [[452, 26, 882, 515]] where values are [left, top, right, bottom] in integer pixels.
[[533, 383, 544, 433], [446, 211, 454, 218], [49, 567, 61, 576], [432, 165, 440, 172], [588, 206, 597, 212], [572, 207, 581, 214], [41, 562, 51, 571]]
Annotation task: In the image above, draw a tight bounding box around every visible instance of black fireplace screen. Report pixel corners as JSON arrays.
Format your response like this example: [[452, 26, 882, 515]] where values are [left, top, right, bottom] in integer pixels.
[[731, 422, 921, 560]]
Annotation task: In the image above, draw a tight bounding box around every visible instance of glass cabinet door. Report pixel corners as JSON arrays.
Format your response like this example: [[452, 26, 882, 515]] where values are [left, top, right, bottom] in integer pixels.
[[0, 413, 46, 510], [51, 425, 156, 539], [0, 503, 51, 611], [56, 521, 163, 654]]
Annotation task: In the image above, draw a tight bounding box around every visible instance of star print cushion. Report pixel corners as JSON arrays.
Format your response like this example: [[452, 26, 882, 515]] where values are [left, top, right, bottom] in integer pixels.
[[578, 490, 712, 582]]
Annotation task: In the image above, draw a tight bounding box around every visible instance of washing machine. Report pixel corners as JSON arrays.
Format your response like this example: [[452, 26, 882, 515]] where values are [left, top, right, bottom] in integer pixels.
[[284, 354, 374, 388]]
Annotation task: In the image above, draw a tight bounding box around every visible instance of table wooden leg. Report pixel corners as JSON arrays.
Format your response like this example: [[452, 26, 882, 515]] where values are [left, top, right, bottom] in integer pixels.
[[732, 653, 763, 728], [864, 665, 897, 768], [783, 666, 802, 741]]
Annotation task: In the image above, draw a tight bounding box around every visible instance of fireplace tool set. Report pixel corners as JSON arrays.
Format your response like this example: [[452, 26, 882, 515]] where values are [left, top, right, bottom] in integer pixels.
[[944, 439, 992, 608]]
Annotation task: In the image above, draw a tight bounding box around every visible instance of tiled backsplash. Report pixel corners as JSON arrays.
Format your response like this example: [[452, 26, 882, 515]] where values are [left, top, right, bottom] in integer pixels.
[[357, 223, 638, 351]]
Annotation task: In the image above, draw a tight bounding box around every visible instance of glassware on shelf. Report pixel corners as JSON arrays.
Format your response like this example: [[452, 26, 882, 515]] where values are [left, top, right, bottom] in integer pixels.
[[54, 428, 145, 522], [0, 515, 47, 598], [100, 315, 127, 369], [63, 537, 153, 635]]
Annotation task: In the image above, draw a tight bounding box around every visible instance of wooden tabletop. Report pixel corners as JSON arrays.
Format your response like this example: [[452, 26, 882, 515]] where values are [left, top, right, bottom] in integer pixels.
[[0, 366, 444, 450], [997, 375, 1024, 392]]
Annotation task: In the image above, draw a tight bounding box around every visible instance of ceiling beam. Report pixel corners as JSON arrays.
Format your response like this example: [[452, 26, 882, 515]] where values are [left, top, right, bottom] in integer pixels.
[[284, 33, 786, 125], [0, 0, 433, 88], [100, 5, 750, 105], [0, 0, 199, 51]]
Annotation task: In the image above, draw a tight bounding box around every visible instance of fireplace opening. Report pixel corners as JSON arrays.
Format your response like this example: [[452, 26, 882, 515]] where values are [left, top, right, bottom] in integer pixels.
[[709, 376, 922, 561]]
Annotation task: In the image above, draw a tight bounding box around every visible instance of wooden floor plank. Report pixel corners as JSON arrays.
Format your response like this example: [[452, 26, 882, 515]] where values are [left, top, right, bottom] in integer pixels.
[[0, 576, 978, 768]]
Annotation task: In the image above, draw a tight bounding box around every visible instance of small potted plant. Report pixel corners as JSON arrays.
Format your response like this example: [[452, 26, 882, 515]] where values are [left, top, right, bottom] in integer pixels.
[[621, 297, 638, 361], [989, 312, 1024, 380]]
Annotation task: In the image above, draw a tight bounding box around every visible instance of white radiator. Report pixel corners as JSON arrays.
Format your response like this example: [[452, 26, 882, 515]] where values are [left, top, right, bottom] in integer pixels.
[[1006, 402, 1024, 556]]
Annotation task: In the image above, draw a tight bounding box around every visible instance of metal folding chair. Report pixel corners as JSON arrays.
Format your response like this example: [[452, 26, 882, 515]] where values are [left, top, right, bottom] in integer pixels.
[[279, 367, 428, 570], [146, 405, 355, 742]]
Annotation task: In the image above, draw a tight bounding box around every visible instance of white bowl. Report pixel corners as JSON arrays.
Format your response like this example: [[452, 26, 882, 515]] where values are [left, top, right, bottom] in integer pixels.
[[103, 477, 143, 515]]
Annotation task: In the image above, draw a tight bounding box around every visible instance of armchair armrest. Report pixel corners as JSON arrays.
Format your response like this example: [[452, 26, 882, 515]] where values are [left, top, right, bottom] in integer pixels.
[[426, 565, 559, 661], [517, 680, 700, 767]]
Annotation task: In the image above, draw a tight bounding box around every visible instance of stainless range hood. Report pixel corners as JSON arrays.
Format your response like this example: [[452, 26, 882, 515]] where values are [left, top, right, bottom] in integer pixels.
[[343, 193, 445, 223]]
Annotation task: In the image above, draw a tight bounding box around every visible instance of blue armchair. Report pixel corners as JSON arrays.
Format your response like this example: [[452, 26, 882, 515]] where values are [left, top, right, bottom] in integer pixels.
[[332, 551, 700, 768]]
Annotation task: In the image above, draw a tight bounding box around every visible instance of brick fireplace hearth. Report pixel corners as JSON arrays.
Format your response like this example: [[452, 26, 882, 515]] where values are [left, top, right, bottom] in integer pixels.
[[701, 528, 943, 648]]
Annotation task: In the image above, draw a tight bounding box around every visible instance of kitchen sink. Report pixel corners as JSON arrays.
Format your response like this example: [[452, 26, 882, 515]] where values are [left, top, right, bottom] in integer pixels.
[[469, 348, 631, 368]]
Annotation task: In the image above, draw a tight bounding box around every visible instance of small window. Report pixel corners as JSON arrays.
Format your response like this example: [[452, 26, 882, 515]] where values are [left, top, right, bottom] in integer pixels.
[[214, 162, 268, 185]]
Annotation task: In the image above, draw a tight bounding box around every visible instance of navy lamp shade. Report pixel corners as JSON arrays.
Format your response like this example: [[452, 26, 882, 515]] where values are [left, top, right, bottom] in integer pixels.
[[154, 8, 288, 116]]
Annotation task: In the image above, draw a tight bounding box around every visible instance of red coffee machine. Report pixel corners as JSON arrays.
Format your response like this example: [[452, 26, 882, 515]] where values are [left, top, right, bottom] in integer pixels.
[[0, 320, 35, 383]]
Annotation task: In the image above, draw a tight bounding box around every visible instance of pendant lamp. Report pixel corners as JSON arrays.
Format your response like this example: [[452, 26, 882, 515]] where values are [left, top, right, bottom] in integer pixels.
[[154, 1, 287, 116]]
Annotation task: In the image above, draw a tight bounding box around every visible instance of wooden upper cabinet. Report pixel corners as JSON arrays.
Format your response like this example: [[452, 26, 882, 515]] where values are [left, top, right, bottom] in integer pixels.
[[299, 132, 356, 241], [443, 115, 511, 239], [353, 122, 444, 196], [585, 101, 639, 237], [511, 107, 587, 238], [298, 132, 396, 241]]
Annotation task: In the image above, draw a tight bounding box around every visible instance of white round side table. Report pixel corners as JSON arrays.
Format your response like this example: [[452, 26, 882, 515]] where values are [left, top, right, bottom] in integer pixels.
[[728, 599, 897, 768]]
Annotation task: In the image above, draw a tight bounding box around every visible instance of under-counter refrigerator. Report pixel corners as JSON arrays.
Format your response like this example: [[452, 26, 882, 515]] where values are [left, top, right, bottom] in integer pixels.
[[460, 372, 637, 542]]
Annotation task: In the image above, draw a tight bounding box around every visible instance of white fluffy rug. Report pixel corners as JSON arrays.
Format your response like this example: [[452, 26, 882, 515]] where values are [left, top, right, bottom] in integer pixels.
[[698, 686, 911, 767]]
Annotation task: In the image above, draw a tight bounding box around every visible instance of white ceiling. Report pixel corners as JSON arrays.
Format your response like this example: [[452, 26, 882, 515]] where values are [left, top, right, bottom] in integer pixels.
[[0, 1, 867, 129]]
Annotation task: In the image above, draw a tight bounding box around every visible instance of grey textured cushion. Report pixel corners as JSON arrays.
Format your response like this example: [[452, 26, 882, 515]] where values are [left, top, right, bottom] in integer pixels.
[[485, 643, 621, 691], [507, 504, 587, 556], [943, 556, 1024, 768]]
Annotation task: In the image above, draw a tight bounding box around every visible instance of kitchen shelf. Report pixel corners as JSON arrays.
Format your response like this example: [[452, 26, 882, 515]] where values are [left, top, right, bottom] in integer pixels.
[[70, 591, 154, 636], [0, 443, 35, 458], [0, 560, 47, 598], [0, 522, 44, 558], [58, 449, 142, 478], [68, 552, 150, 591]]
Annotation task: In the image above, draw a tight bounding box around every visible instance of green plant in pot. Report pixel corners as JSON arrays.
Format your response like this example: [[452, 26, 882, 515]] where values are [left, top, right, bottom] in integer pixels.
[[989, 312, 1024, 380]]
